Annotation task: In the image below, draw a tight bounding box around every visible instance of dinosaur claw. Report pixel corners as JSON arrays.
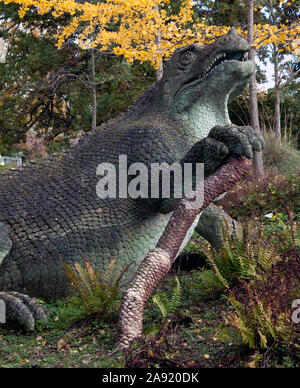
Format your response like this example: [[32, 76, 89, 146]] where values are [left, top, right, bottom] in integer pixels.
[[0, 291, 48, 331], [209, 124, 263, 160], [8, 292, 48, 324]]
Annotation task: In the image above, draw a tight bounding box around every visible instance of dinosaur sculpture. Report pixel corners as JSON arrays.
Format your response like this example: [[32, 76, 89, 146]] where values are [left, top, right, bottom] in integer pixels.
[[0, 28, 263, 330]]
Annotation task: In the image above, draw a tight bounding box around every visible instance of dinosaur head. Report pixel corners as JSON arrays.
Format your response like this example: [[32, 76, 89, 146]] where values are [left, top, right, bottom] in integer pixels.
[[161, 28, 254, 139]]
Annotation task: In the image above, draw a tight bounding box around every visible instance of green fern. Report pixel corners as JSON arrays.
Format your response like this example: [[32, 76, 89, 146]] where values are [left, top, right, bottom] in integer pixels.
[[152, 294, 168, 318], [225, 291, 292, 350], [152, 277, 182, 320], [63, 257, 131, 320], [168, 277, 182, 315], [200, 220, 281, 291]]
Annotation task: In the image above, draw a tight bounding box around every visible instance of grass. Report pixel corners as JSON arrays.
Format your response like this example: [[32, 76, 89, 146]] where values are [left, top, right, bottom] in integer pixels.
[[1, 265, 298, 368], [0, 320, 124, 368], [0, 273, 245, 368], [262, 131, 300, 175], [0, 165, 14, 172]]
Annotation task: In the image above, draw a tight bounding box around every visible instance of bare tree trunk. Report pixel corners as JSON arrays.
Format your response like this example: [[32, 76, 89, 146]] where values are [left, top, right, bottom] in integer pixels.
[[284, 105, 287, 142], [117, 156, 252, 349], [273, 44, 281, 143], [154, 5, 163, 81], [155, 32, 163, 81], [90, 48, 97, 131], [247, 0, 264, 179]]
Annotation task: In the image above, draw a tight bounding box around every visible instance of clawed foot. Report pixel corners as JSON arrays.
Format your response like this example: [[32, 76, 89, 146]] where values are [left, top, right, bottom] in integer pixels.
[[208, 124, 264, 160], [188, 124, 264, 177], [0, 291, 48, 331]]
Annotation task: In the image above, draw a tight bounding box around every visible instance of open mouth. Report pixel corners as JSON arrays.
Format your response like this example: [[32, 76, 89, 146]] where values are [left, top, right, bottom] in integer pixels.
[[196, 50, 249, 83], [173, 47, 253, 123]]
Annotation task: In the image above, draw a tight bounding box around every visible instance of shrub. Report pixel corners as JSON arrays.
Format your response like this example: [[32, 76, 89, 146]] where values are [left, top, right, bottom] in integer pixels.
[[144, 277, 183, 337], [152, 277, 182, 319], [262, 130, 300, 175], [62, 258, 131, 321], [224, 252, 300, 351], [220, 169, 300, 219], [199, 222, 281, 292]]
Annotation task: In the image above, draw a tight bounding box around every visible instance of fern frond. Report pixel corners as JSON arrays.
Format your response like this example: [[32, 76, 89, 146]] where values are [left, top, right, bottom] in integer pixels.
[[102, 256, 118, 286], [202, 248, 230, 289], [83, 258, 100, 291], [63, 262, 90, 304], [63, 257, 126, 320], [74, 262, 93, 297], [111, 261, 133, 292], [168, 277, 182, 315], [152, 294, 168, 318]]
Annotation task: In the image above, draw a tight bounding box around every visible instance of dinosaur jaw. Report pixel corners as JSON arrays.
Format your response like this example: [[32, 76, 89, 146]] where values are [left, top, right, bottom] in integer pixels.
[[173, 59, 254, 140]]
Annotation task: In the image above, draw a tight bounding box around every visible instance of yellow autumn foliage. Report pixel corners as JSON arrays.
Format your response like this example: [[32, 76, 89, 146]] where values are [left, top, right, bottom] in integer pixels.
[[1, 0, 299, 68]]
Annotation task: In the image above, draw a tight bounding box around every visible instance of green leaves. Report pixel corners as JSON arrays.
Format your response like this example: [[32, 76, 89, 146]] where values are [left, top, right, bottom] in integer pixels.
[[152, 277, 182, 319], [63, 257, 131, 321]]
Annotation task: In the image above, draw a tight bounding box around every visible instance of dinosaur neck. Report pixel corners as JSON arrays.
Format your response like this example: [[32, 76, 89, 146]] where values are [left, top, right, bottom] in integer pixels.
[[173, 93, 231, 141], [107, 77, 232, 143]]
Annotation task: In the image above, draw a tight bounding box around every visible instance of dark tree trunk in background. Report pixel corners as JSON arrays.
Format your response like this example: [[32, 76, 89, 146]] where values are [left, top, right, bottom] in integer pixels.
[[154, 5, 163, 81], [247, 0, 264, 179], [91, 48, 97, 131], [268, 0, 281, 144], [273, 44, 281, 143]]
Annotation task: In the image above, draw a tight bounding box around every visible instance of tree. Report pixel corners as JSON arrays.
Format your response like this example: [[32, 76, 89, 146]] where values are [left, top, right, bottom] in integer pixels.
[[258, 0, 300, 143], [1, 0, 298, 68], [247, 0, 265, 179], [0, 3, 156, 152], [0, 0, 298, 155], [0, 12, 83, 150]]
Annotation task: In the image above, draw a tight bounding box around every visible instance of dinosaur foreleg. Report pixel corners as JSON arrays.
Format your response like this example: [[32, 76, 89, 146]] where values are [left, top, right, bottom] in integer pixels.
[[154, 124, 264, 215]]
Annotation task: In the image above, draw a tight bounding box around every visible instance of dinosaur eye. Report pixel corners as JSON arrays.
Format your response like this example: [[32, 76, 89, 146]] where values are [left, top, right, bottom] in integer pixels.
[[180, 51, 193, 66]]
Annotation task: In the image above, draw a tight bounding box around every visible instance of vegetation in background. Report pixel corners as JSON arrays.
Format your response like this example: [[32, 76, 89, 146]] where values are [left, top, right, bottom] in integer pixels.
[[196, 216, 299, 350], [220, 169, 299, 220], [229, 82, 300, 149], [262, 130, 300, 174], [0, 2, 156, 153], [199, 222, 282, 290], [0, 1, 299, 157]]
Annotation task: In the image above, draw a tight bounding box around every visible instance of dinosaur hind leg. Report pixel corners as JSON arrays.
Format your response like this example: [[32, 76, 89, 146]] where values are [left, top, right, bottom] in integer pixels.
[[0, 291, 48, 331], [195, 204, 240, 249], [0, 222, 48, 331]]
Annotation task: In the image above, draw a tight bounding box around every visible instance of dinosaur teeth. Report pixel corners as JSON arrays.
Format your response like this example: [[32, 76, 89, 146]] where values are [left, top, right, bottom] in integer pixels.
[[195, 50, 247, 83]]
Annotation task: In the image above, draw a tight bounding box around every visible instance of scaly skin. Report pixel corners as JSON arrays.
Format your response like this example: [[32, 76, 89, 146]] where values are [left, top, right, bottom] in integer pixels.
[[0, 29, 263, 329]]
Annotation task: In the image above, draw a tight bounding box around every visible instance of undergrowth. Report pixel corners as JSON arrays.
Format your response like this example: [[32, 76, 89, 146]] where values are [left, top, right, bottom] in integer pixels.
[[220, 169, 299, 220], [221, 251, 300, 355], [60, 258, 131, 323]]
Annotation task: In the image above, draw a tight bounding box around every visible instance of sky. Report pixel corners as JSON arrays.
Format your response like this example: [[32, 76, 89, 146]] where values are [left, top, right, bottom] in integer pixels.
[[258, 60, 275, 91]]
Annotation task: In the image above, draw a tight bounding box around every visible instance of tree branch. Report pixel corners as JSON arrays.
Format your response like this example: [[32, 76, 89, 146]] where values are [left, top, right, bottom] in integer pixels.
[[117, 155, 252, 349]]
